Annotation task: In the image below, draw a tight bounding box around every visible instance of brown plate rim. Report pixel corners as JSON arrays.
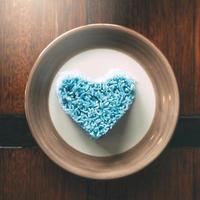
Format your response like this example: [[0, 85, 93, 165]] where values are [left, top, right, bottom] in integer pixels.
[[25, 23, 180, 179]]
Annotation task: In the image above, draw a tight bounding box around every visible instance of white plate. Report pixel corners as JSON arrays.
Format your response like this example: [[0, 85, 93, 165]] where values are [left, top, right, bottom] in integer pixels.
[[49, 48, 156, 157]]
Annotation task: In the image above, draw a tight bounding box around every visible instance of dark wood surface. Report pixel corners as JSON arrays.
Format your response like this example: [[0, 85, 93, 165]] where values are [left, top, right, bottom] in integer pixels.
[[0, 148, 195, 200], [1, 115, 200, 147], [0, 0, 200, 199], [0, 0, 198, 115]]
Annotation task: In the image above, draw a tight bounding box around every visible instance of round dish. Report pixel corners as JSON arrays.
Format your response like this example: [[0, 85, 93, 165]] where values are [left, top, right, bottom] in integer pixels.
[[49, 48, 156, 157], [25, 24, 179, 179]]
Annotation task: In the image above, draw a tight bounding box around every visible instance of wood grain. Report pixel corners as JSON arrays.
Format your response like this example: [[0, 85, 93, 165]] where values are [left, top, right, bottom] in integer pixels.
[[147, 0, 194, 114], [0, 0, 198, 114], [87, 0, 195, 114], [87, 0, 148, 35], [194, 0, 200, 113], [193, 149, 200, 199], [0, 148, 87, 200], [0, 115, 36, 147], [1, 115, 200, 147], [0, 148, 194, 200], [0, 0, 200, 199], [0, 0, 86, 114]]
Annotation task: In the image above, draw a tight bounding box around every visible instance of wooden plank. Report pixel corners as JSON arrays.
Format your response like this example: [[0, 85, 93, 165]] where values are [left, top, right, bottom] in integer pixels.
[[102, 148, 193, 200], [86, 0, 148, 35], [0, 0, 86, 114], [87, 0, 194, 114], [0, 0, 196, 115], [193, 149, 200, 200], [147, 0, 194, 114], [194, 0, 200, 113], [170, 116, 200, 147], [1, 115, 200, 147], [0, 148, 193, 200], [0, 115, 36, 147], [0, 148, 87, 200]]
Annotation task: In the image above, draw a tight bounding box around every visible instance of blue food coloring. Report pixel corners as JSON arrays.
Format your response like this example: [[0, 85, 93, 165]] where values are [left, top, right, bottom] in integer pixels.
[[57, 74, 136, 139]]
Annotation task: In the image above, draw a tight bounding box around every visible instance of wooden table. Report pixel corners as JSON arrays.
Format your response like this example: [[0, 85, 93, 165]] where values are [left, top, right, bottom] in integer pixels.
[[0, 0, 199, 199]]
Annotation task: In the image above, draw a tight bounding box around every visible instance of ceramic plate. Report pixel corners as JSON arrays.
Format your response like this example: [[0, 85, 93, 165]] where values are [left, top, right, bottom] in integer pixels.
[[25, 24, 179, 179]]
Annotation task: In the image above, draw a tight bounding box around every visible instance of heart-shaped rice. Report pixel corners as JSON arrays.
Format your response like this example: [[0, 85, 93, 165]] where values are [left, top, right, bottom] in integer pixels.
[[57, 74, 136, 139]]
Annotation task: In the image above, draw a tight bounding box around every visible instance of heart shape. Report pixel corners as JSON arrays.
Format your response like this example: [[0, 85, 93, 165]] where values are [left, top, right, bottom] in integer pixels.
[[56, 74, 136, 139]]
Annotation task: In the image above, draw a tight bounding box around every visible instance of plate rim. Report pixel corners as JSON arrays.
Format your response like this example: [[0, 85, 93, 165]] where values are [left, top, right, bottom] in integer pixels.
[[25, 23, 180, 179]]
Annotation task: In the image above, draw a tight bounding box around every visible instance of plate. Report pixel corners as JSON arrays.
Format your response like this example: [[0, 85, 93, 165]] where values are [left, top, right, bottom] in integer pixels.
[[25, 24, 179, 179]]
